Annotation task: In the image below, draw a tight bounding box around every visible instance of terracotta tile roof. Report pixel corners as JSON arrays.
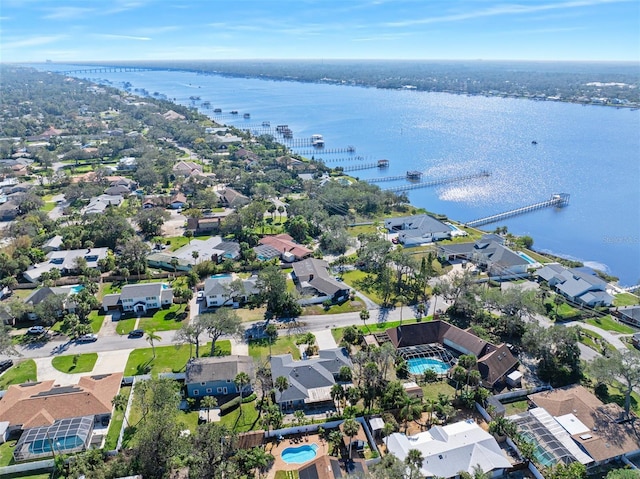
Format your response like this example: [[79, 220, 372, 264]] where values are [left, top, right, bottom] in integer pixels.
[[259, 234, 312, 260], [0, 373, 122, 429]]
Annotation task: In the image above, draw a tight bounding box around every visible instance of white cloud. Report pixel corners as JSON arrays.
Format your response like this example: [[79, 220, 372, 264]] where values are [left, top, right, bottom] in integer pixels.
[[42, 6, 94, 20], [2, 35, 66, 49], [93, 34, 151, 41]]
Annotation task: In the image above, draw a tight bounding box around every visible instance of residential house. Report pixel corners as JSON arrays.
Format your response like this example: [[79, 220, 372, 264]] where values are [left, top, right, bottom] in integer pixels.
[[117, 157, 137, 171], [386, 421, 512, 478], [23, 286, 80, 320], [169, 192, 187, 209], [101, 282, 173, 313], [270, 348, 352, 410], [616, 305, 640, 327], [186, 216, 223, 235], [292, 258, 350, 303], [172, 161, 203, 177], [185, 355, 253, 398], [23, 247, 109, 283], [147, 236, 240, 272], [385, 321, 518, 389], [104, 184, 131, 196], [81, 194, 123, 215], [385, 214, 452, 246], [142, 198, 156, 209], [536, 264, 614, 306], [0, 201, 19, 221], [203, 274, 258, 308], [162, 110, 185, 121], [7, 182, 33, 195], [632, 332, 640, 349], [42, 235, 64, 253], [0, 373, 122, 461], [438, 235, 531, 280], [256, 234, 312, 263], [509, 385, 640, 469], [218, 187, 250, 209]]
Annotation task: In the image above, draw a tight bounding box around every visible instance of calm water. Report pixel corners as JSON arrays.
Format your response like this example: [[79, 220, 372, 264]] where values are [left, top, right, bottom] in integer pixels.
[[36, 65, 640, 285]]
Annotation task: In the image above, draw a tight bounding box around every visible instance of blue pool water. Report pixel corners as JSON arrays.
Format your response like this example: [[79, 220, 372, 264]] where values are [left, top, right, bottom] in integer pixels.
[[210, 273, 232, 279], [281, 444, 318, 464], [407, 357, 451, 375], [517, 252, 536, 264], [29, 435, 84, 454], [161, 283, 170, 289], [69, 285, 84, 294]]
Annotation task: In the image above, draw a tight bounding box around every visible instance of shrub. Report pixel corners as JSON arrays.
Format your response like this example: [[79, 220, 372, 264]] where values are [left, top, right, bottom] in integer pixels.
[[242, 393, 257, 403], [219, 396, 241, 415]]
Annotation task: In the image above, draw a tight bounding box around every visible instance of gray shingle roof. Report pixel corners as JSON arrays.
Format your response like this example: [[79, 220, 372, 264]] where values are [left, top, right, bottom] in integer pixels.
[[185, 355, 253, 384], [120, 283, 164, 300]]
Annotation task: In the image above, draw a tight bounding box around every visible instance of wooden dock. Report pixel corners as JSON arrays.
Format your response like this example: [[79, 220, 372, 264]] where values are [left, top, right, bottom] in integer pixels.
[[368, 171, 424, 183], [384, 171, 490, 192], [343, 160, 389, 172], [465, 193, 570, 227]]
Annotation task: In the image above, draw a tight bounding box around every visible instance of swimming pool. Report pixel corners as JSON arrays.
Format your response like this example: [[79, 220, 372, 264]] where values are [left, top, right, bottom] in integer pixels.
[[517, 252, 536, 264], [281, 444, 318, 464], [210, 273, 232, 279], [407, 357, 451, 375], [69, 285, 84, 294]]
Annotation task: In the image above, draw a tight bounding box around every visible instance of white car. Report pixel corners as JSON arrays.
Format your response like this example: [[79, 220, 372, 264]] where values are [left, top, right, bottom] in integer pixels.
[[77, 333, 98, 343], [197, 291, 204, 301]]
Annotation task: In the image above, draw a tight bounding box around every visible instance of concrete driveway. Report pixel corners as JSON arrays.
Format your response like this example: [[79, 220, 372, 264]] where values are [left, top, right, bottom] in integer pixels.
[[34, 349, 134, 386]]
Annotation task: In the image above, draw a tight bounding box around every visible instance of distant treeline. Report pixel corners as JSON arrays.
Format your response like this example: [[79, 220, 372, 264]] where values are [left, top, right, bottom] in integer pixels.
[[53, 59, 640, 104]]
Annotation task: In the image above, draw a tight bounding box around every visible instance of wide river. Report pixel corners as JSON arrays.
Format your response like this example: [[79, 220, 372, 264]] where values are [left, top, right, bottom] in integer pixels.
[[37, 65, 640, 286]]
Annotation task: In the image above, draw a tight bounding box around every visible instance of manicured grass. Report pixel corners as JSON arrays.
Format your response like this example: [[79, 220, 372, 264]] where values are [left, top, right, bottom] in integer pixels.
[[347, 224, 379, 236], [275, 471, 299, 479], [116, 318, 137, 335], [503, 399, 530, 416], [138, 304, 188, 332], [546, 300, 581, 321], [219, 399, 261, 432], [51, 353, 97, 374], [0, 360, 37, 389], [40, 202, 56, 212], [577, 327, 613, 355], [235, 307, 268, 323], [249, 335, 301, 363], [421, 381, 456, 401], [1, 473, 51, 479], [586, 315, 637, 334], [87, 310, 106, 333], [123, 340, 228, 376], [614, 293, 639, 307], [340, 270, 384, 305], [303, 299, 365, 316], [0, 439, 16, 466], [101, 278, 169, 297], [331, 317, 426, 343], [104, 386, 131, 450]]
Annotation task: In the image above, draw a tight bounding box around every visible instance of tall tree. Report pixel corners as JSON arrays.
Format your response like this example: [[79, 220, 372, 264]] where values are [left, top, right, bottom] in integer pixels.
[[405, 449, 424, 479], [145, 329, 161, 359], [197, 309, 243, 353], [201, 395, 218, 423], [342, 418, 360, 460], [188, 423, 240, 479], [234, 371, 251, 416], [589, 348, 640, 419]]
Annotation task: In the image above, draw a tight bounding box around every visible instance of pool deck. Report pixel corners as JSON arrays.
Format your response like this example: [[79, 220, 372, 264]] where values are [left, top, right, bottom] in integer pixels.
[[265, 433, 330, 479]]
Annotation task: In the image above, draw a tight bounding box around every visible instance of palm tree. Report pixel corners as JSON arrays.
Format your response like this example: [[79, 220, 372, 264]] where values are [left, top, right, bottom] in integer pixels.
[[111, 393, 129, 427], [397, 294, 407, 325], [328, 430, 343, 456], [201, 395, 218, 422], [170, 257, 179, 277], [382, 422, 395, 449], [145, 329, 161, 359], [360, 309, 371, 334], [331, 384, 344, 414], [277, 205, 285, 223], [342, 418, 360, 459], [191, 250, 199, 265], [275, 375, 289, 411], [406, 448, 424, 479], [399, 397, 422, 433], [234, 371, 251, 416]]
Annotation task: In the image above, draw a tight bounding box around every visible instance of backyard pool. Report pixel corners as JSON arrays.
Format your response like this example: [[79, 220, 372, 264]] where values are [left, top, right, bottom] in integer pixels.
[[69, 285, 84, 294], [281, 444, 318, 464], [517, 252, 536, 264], [407, 357, 451, 375], [210, 273, 232, 279]]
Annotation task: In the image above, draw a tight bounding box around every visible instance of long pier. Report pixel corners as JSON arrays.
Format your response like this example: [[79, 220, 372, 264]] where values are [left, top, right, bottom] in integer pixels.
[[384, 171, 490, 192], [61, 67, 152, 75], [465, 193, 570, 227], [294, 147, 355, 155], [368, 172, 423, 183], [343, 160, 389, 172]]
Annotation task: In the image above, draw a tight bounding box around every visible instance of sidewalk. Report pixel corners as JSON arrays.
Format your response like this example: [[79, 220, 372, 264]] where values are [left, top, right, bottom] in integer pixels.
[[33, 350, 133, 386]]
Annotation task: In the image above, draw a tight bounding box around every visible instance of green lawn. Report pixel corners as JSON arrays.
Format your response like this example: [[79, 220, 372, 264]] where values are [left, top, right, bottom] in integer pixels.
[[340, 270, 384, 305], [0, 439, 16, 466], [101, 278, 170, 297], [547, 300, 582, 321], [87, 310, 106, 333], [40, 202, 56, 213], [104, 386, 131, 450], [123, 340, 230, 376], [219, 399, 261, 432], [51, 353, 98, 374], [614, 293, 639, 307], [421, 381, 456, 401], [303, 299, 365, 316], [1, 473, 51, 479], [503, 399, 530, 416], [331, 317, 426, 343], [0, 360, 37, 389], [249, 335, 302, 363], [138, 304, 188, 332], [116, 318, 137, 335], [586, 315, 637, 334], [577, 327, 613, 355], [166, 235, 212, 251]]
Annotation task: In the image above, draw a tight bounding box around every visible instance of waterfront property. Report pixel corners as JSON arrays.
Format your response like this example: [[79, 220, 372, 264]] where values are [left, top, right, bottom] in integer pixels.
[[616, 305, 640, 328], [270, 348, 352, 410], [536, 263, 614, 306], [185, 355, 253, 398], [23, 247, 109, 283], [385, 321, 518, 389], [384, 214, 451, 246], [101, 282, 174, 313], [0, 373, 122, 461], [437, 234, 531, 280], [386, 420, 512, 478], [509, 385, 640, 469]]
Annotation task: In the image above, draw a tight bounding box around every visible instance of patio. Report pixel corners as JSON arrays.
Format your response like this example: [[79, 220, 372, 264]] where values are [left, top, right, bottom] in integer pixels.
[[265, 432, 331, 479]]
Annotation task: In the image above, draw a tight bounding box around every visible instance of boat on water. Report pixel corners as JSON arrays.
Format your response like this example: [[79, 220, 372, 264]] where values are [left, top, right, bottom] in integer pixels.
[[531, 140, 538, 145], [262, 121, 270, 127], [244, 113, 251, 119], [213, 108, 222, 113], [230, 110, 238, 115], [406, 170, 422, 179], [189, 95, 201, 101], [311, 134, 324, 148]]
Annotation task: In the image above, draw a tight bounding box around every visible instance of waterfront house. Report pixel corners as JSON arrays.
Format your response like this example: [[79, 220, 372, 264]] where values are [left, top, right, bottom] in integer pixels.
[[270, 348, 352, 410], [536, 264, 614, 306], [386, 421, 512, 479], [385, 214, 452, 246], [101, 283, 173, 313], [23, 247, 109, 283], [185, 355, 253, 398], [616, 305, 640, 327]]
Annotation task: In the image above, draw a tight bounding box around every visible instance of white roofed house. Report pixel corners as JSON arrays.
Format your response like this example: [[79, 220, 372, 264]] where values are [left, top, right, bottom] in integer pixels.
[[203, 275, 259, 308], [386, 421, 512, 479], [384, 214, 452, 246], [23, 247, 109, 283], [101, 283, 173, 313], [536, 264, 614, 306]]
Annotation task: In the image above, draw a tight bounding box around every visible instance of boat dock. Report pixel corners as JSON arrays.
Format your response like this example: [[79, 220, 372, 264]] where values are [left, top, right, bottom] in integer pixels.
[[343, 160, 389, 172], [368, 171, 424, 183], [465, 193, 570, 227], [294, 146, 355, 155], [384, 171, 490, 192]]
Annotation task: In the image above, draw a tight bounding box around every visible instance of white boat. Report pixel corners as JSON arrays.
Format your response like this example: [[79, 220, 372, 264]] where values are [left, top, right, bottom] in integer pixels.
[[311, 134, 324, 148]]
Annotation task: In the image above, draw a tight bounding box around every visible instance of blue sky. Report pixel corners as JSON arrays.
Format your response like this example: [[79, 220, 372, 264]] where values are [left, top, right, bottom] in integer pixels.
[[1, 0, 638, 63]]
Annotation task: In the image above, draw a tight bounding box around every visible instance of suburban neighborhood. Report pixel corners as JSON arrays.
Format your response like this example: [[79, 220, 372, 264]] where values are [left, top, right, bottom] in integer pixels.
[[0, 66, 639, 479]]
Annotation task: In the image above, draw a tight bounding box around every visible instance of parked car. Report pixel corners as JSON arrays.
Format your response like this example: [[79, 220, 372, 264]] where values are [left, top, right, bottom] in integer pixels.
[[128, 329, 144, 338], [26, 326, 46, 335], [0, 359, 13, 373], [77, 333, 98, 343], [197, 291, 204, 301]]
